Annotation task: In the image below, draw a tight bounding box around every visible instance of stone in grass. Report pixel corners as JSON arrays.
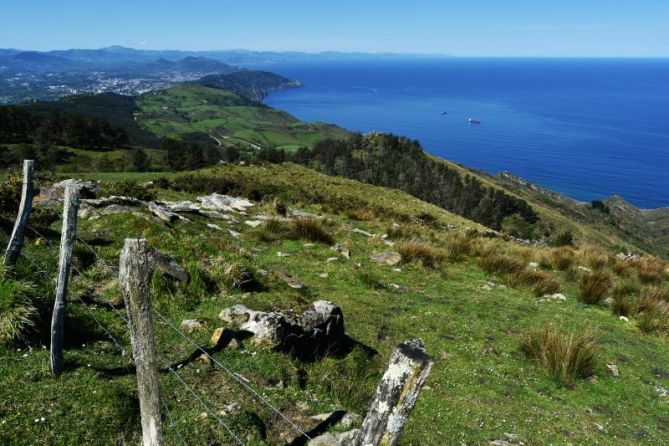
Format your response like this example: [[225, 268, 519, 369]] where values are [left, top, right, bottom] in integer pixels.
[[308, 430, 360, 446], [370, 251, 402, 266], [606, 363, 620, 377], [180, 319, 206, 333], [490, 432, 526, 446]]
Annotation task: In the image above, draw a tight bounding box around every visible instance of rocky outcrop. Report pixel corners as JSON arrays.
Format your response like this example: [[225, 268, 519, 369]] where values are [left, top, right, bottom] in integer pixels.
[[39, 179, 100, 201], [219, 300, 345, 357]]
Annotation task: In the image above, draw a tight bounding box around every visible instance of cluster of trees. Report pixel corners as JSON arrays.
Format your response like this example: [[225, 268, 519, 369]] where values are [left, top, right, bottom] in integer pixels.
[[259, 133, 539, 231], [0, 106, 127, 149], [160, 138, 242, 171]]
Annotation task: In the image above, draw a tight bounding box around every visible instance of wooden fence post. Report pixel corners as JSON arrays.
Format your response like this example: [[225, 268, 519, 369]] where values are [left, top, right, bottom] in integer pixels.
[[3, 160, 35, 268], [119, 238, 163, 446], [50, 184, 79, 376], [356, 338, 433, 446]]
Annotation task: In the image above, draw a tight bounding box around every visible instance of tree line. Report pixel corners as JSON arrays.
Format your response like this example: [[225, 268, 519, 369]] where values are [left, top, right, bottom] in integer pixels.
[[256, 132, 539, 232]]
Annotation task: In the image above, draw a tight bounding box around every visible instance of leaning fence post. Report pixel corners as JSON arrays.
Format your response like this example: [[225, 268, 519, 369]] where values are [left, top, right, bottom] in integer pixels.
[[50, 184, 79, 376], [356, 338, 434, 446], [120, 238, 163, 446], [4, 160, 35, 268]]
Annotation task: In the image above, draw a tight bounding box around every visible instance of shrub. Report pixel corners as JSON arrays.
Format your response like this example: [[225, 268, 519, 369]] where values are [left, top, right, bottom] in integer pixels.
[[103, 180, 157, 202], [636, 299, 669, 335], [510, 268, 561, 296], [398, 240, 442, 268], [478, 251, 526, 275], [0, 267, 38, 343], [290, 218, 334, 244], [553, 231, 574, 247], [577, 271, 612, 304], [520, 325, 598, 388]]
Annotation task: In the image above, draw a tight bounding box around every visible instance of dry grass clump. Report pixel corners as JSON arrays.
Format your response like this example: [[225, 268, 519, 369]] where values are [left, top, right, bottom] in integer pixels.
[[636, 298, 669, 335], [386, 223, 423, 241], [633, 257, 668, 284], [478, 251, 526, 275], [443, 232, 475, 262], [510, 268, 561, 296], [641, 285, 669, 302], [520, 325, 598, 388], [611, 278, 641, 299], [398, 240, 442, 268], [610, 296, 638, 316], [256, 218, 290, 242], [344, 208, 375, 221], [548, 247, 576, 271], [581, 246, 611, 271], [577, 270, 612, 304], [290, 218, 334, 244]]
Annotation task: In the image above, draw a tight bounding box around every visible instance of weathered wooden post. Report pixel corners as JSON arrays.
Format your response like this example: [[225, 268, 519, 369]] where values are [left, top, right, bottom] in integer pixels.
[[356, 338, 434, 446], [119, 238, 163, 446], [3, 160, 35, 268], [50, 184, 79, 376]]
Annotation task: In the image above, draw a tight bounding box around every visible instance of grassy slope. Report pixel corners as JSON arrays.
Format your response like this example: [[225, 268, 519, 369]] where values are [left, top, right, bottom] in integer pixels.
[[1, 163, 668, 445], [134, 84, 350, 152], [427, 154, 660, 255]]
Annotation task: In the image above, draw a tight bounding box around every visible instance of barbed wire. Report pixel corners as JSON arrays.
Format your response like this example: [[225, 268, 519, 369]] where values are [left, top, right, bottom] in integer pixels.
[[3, 207, 308, 442], [153, 303, 311, 441], [161, 360, 245, 445]]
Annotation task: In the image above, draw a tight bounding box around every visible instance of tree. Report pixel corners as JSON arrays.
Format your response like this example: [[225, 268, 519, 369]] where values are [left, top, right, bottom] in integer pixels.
[[131, 148, 150, 172]]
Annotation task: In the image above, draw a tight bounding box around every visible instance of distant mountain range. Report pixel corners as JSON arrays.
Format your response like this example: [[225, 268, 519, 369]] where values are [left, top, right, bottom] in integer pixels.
[[0, 45, 448, 73]]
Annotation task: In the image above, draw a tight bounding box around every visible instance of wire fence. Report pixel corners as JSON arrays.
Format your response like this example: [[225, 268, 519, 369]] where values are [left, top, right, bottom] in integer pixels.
[[1, 207, 312, 445]]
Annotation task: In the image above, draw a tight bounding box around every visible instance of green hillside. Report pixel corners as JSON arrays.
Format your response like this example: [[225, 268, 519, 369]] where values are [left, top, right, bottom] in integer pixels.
[[1, 163, 668, 445], [135, 84, 350, 152]]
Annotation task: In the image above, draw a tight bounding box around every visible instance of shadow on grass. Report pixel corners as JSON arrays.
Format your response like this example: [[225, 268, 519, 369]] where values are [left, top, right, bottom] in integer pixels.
[[287, 410, 348, 446]]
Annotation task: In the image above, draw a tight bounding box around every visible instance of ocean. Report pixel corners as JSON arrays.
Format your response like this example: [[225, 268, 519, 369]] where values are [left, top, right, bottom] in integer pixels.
[[248, 58, 669, 209]]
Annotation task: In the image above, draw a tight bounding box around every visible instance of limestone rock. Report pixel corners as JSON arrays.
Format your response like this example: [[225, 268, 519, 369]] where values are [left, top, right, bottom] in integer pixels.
[[606, 363, 620, 377], [148, 248, 189, 283], [82, 196, 143, 208], [219, 305, 299, 348], [148, 202, 181, 223], [308, 430, 359, 446], [42, 179, 99, 200], [370, 251, 401, 266], [197, 194, 254, 213], [180, 319, 206, 333], [331, 243, 351, 259]]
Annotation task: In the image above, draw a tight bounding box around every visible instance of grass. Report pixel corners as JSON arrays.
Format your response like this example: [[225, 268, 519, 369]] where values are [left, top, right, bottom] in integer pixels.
[[577, 270, 612, 304], [519, 325, 598, 388], [397, 240, 442, 268], [2, 163, 669, 445], [0, 267, 37, 343]]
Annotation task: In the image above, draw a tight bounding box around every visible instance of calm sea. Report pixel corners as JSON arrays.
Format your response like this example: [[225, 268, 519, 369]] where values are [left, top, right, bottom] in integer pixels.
[[248, 58, 669, 209]]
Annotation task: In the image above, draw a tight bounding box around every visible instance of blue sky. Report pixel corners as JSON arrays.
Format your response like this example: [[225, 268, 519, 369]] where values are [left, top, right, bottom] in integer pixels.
[[2, 0, 668, 56]]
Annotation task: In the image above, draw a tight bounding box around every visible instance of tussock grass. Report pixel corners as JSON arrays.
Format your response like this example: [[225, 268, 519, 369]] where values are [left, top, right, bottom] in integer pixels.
[[577, 270, 612, 304], [610, 296, 638, 317], [0, 267, 37, 343], [548, 247, 576, 271], [636, 298, 669, 335], [356, 270, 386, 290], [256, 217, 334, 244], [611, 278, 642, 299], [520, 325, 598, 388], [290, 218, 334, 244], [633, 257, 668, 284], [344, 208, 375, 221], [510, 268, 561, 296], [641, 285, 669, 302], [581, 246, 611, 271], [398, 240, 442, 268], [443, 232, 475, 262], [478, 251, 526, 275]]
